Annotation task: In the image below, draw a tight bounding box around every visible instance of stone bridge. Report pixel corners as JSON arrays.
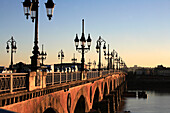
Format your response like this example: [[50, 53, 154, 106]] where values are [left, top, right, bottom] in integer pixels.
[[0, 71, 126, 113]]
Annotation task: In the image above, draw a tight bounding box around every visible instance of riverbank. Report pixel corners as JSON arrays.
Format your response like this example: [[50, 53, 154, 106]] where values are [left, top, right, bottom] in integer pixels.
[[127, 74, 170, 92]]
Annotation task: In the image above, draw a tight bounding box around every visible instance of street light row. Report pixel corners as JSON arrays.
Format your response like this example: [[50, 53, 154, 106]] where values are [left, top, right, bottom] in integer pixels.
[[74, 19, 127, 78], [96, 37, 127, 72], [6, 0, 127, 75]]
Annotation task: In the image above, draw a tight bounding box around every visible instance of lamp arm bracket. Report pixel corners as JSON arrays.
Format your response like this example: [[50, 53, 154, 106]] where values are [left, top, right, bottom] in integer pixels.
[[84, 49, 89, 53], [77, 49, 82, 53]]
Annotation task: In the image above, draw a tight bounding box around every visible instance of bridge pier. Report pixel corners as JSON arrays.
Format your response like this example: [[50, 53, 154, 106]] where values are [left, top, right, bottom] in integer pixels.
[[89, 78, 126, 113]]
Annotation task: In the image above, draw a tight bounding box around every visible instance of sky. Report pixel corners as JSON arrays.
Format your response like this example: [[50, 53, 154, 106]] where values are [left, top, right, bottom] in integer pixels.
[[1, 0, 170, 68]]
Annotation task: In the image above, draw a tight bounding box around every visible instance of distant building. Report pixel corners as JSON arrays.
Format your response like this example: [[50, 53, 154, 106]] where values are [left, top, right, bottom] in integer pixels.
[[128, 65, 153, 75], [135, 68, 153, 75], [54, 63, 82, 72], [13, 62, 31, 73], [154, 65, 170, 76], [0, 66, 5, 73], [128, 65, 143, 74], [13, 62, 52, 73]]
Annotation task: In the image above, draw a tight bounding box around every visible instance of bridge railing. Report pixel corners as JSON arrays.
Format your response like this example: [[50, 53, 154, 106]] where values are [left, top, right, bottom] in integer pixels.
[[0, 73, 27, 93], [46, 72, 81, 86], [87, 71, 99, 79], [46, 70, 114, 86]]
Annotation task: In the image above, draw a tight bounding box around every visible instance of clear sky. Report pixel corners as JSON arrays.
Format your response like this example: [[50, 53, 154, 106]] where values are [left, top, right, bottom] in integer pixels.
[[1, 0, 170, 68]]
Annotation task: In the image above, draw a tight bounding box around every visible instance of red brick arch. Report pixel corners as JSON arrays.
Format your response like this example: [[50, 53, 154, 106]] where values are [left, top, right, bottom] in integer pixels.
[[32, 94, 65, 113], [71, 86, 90, 113], [91, 82, 102, 104], [103, 78, 109, 94], [109, 79, 113, 92]]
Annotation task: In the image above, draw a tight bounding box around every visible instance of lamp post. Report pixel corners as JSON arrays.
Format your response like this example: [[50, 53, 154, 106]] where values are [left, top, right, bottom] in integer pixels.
[[71, 53, 77, 72], [93, 60, 96, 69], [118, 57, 121, 71], [120, 59, 124, 71], [39, 44, 47, 66], [112, 49, 115, 72], [74, 19, 92, 80], [114, 51, 117, 72], [6, 36, 17, 71], [87, 59, 92, 71], [58, 50, 64, 72], [96, 36, 106, 74], [104, 44, 112, 70], [115, 56, 120, 72], [22, 0, 55, 71]]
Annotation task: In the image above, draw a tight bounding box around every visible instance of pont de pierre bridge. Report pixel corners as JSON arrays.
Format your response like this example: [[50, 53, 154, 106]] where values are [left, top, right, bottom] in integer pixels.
[[0, 70, 126, 113]]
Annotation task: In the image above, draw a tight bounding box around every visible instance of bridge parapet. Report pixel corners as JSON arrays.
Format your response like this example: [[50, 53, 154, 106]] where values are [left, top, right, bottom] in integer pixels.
[[0, 73, 28, 93]]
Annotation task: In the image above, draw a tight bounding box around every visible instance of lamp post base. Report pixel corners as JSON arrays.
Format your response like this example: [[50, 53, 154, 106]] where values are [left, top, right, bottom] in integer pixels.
[[30, 55, 40, 71]]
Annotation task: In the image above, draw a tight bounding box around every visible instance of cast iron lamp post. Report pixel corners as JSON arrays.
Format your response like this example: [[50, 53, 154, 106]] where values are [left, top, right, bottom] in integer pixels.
[[58, 50, 64, 72], [39, 44, 47, 66], [118, 57, 121, 71], [93, 60, 96, 69], [96, 36, 106, 72], [120, 58, 124, 71], [114, 52, 119, 72], [22, 0, 55, 71], [104, 44, 113, 70], [74, 19, 92, 80], [6, 36, 17, 71], [112, 49, 115, 72], [87, 59, 92, 71], [71, 53, 77, 72]]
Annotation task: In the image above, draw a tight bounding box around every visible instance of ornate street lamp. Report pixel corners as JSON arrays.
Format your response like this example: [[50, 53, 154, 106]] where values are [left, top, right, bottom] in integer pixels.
[[45, 0, 55, 20], [118, 57, 121, 71], [39, 44, 47, 66], [93, 60, 96, 69], [22, 0, 55, 71], [120, 58, 124, 71], [96, 36, 106, 76], [114, 52, 119, 72], [104, 44, 113, 70], [112, 49, 115, 71], [71, 53, 77, 72], [74, 19, 92, 80], [6, 36, 17, 71], [58, 50, 64, 72], [87, 59, 92, 71]]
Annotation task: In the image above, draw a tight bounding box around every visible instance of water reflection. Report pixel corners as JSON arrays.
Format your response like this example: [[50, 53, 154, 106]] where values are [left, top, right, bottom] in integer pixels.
[[118, 90, 170, 113]]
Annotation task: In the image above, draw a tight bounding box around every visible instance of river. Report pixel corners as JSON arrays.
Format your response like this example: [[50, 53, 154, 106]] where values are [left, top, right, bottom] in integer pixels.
[[118, 90, 170, 113]]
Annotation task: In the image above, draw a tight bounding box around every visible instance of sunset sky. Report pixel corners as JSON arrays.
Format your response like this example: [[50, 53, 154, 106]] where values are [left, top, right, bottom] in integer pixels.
[[1, 0, 170, 68]]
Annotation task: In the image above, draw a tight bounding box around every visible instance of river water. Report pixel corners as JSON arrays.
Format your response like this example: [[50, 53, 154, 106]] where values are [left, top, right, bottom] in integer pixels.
[[118, 90, 170, 113]]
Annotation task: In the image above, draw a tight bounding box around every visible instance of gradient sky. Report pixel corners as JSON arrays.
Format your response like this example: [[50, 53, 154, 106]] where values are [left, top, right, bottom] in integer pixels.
[[1, 0, 170, 68]]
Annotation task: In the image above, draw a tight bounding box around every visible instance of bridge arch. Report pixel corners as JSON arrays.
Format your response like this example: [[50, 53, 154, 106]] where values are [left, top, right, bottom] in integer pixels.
[[110, 80, 113, 92], [71, 87, 90, 113], [43, 107, 59, 113], [92, 82, 102, 101], [92, 87, 100, 110], [114, 79, 116, 90], [103, 82, 108, 99], [74, 95, 86, 113], [33, 94, 65, 113]]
